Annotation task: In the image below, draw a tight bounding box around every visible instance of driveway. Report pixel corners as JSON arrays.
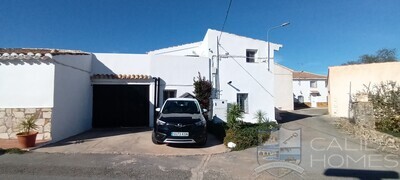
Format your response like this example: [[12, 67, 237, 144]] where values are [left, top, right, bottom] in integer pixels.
[[34, 128, 228, 156]]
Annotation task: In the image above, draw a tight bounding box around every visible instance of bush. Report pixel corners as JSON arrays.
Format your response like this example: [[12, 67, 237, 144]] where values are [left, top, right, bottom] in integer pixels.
[[366, 81, 400, 133], [227, 103, 243, 130], [223, 122, 279, 151]]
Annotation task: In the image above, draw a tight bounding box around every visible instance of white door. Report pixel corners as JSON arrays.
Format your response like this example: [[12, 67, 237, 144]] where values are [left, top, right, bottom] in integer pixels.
[[311, 96, 317, 107]]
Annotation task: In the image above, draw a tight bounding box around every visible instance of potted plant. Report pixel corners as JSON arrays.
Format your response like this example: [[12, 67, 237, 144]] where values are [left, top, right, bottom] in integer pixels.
[[16, 112, 39, 148]]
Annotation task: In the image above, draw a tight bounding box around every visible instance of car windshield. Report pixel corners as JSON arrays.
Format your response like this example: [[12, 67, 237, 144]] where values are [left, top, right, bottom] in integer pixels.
[[162, 100, 200, 114]]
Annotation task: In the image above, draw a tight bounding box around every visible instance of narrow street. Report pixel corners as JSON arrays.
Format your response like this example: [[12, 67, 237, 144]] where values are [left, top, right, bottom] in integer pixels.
[[1, 108, 399, 179]]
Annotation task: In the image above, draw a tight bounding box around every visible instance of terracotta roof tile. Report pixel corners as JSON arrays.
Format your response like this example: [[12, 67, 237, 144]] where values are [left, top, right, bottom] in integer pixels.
[[0, 48, 89, 60], [293, 71, 326, 79], [91, 74, 152, 80]]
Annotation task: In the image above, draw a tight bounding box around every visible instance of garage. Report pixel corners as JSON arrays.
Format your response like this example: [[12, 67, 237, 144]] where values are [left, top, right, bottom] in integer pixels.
[[92, 85, 150, 128]]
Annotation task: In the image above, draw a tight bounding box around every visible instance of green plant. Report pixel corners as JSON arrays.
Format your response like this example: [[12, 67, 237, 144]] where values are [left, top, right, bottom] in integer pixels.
[[254, 110, 268, 123], [227, 103, 243, 130], [18, 112, 39, 135], [193, 72, 212, 111], [363, 81, 400, 133], [223, 122, 279, 151]]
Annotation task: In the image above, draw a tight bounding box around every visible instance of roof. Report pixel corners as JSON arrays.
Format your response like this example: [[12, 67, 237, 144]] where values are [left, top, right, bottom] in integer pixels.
[[0, 48, 90, 60], [293, 71, 326, 80], [147, 41, 202, 55], [91, 74, 152, 80]]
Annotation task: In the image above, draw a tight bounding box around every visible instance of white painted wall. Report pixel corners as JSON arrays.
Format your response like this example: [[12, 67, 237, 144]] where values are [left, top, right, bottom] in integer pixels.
[[92, 53, 151, 75], [219, 58, 275, 122], [148, 29, 282, 122], [51, 54, 93, 142], [150, 55, 210, 106], [328, 62, 400, 118], [274, 64, 294, 110], [0, 60, 54, 108], [293, 79, 328, 103]]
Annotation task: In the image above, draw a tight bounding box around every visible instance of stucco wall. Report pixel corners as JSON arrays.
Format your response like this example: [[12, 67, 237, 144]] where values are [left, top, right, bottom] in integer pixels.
[[293, 79, 327, 103], [328, 62, 400, 118], [274, 64, 294, 110], [151, 55, 210, 103], [51, 54, 93, 142], [219, 57, 275, 122], [92, 53, 151, 75], [0, 60, 54, 108]]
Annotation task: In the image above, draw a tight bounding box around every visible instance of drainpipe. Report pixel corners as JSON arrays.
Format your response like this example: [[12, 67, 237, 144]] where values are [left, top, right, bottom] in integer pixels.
[[152, 77, 158, 127]]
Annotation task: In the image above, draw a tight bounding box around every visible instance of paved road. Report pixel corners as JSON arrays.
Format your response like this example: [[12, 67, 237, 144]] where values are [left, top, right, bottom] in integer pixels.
[[1, 108, 399, 179]]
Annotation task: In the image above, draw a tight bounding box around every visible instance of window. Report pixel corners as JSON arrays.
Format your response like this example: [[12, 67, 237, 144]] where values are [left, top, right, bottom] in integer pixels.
[[310, 81, 317, 88], [298, 95, 304, 103], [246, 49, 257, 63], [163, 90, 176, 103], [237, 93, 249, 113], [162, 100, 200, 114]]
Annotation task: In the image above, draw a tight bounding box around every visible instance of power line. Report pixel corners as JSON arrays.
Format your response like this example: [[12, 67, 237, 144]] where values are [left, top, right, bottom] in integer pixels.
[[219, 0, 233, 41], [218, 44, 274, 97]]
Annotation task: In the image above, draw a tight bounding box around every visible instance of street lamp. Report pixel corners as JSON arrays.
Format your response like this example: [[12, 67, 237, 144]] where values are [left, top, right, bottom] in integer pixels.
[[267, 22, 290, 71]]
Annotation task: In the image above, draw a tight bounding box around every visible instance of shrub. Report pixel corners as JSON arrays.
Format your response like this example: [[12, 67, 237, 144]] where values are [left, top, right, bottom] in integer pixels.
[[366, 81, 400, 133], [193, 72, 212, 111], [223, 121, 279, 151], [254, 110, 268, 123], [227, 103, 243, 130]]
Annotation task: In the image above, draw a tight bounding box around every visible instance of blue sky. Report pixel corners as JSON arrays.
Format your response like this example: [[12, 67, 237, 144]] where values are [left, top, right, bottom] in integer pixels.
[[1, 0, 399, 75]]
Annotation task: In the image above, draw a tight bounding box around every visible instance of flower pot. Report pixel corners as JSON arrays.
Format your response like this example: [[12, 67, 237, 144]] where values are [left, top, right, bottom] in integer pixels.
[[16, 131, 38, 148]]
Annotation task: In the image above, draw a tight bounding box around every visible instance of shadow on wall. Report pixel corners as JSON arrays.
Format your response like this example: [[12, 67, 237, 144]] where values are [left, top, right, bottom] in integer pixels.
[[324, 168, 399, 179]]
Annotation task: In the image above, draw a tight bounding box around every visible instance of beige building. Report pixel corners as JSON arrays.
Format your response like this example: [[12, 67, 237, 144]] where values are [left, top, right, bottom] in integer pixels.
[[328, 62, 400, 117], [274, 63, 294, 111]]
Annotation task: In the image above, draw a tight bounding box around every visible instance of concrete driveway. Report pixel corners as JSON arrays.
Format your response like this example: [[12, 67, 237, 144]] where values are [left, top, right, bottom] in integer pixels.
[[34, 128, 228, 156]]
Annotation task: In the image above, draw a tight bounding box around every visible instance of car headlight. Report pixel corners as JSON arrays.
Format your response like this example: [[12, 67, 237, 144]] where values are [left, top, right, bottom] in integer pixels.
[[195, 120, 206, 126], [156, 119, 166, 126]]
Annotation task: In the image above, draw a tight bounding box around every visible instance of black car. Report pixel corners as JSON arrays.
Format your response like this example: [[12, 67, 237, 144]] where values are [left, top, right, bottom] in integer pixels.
[[152, 98, 207, 146]]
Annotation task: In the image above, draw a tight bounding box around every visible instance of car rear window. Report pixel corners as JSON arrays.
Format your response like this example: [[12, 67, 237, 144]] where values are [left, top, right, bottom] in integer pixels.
[[162, 100, 200, 114]]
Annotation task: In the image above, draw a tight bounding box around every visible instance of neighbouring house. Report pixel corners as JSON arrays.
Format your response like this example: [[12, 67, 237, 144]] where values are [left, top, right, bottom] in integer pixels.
[[274, 63, 294, 111], [292, 71, 328, 108], [328, 62, 400, 118], [0, 49, 92, 142], [0, 29, 285, 142]]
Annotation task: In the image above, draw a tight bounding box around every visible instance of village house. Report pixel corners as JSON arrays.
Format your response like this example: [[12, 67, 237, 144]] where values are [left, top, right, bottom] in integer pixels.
[[292, 71, 328, 108], [0, 29, 289, 142]]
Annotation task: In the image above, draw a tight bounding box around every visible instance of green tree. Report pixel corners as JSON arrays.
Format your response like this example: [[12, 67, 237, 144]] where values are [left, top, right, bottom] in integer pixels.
[[193, 72, 212, 110], [343, 48, 398, 65]]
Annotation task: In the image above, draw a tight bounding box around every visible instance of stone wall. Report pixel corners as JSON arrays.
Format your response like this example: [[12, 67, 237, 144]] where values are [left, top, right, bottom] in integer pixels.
[[0, 108, 52, 140], [351, 101, 375, 129]]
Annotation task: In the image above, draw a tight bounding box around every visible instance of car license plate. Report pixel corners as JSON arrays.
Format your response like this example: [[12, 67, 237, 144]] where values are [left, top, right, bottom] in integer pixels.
[[171, 132, 189, 137]]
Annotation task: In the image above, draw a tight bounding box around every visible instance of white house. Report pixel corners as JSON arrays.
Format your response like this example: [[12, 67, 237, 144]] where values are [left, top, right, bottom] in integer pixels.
[[292, 71, 328, 108], [0, 29, 285, 142], [149, 29, 283, 123], [0, 49, 92, 142]]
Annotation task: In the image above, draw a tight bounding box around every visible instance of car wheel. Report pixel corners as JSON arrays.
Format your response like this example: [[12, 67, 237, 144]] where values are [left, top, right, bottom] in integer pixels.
[[152, 132, 161, 145], [196, 136, 207, 147]]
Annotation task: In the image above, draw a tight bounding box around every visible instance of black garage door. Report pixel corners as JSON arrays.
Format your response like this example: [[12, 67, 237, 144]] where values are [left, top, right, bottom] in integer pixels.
[[93, 85, 149, 128]]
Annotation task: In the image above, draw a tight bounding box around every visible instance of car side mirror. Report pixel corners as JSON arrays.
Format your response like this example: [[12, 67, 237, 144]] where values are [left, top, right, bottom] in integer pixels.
[[155, 108, 161, 112], [203, 109, 208, 113]]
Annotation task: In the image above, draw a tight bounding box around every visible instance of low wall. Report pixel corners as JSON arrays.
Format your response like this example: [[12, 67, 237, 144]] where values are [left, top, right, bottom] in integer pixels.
[[0, 108, 52, 140]]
